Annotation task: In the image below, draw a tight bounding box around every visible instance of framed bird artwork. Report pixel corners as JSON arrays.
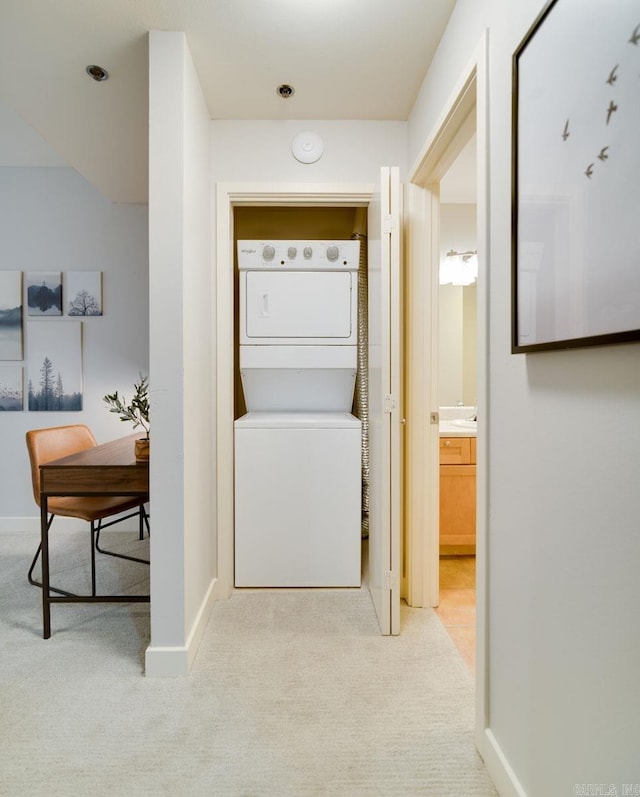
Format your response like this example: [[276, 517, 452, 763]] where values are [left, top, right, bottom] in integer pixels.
[[512, 0, 640, 352]]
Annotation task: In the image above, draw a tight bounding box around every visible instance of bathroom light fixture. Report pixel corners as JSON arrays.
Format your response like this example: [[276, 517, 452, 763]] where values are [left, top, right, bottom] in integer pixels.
[[439, 249, 478, 286], [86, 65, 109, 82]]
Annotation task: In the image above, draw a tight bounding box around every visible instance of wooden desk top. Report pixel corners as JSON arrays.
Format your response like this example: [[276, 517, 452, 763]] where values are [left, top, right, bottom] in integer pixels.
[[40, 433, 148, 496]]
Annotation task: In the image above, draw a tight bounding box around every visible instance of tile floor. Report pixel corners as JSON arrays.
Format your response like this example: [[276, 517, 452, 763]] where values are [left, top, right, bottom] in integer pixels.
[[435, 555, 476, 671]]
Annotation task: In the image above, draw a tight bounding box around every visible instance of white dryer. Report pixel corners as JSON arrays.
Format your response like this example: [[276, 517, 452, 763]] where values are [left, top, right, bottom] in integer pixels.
[[234, 240, 362, 587]]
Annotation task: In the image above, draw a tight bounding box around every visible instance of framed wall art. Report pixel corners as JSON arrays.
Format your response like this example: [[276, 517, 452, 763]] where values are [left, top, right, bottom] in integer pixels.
[[26, 271, 62, 316], [27, 322, 82, 411], [512, 0, 640, 352], [0, 365, 23, 411], [66, 271, 102, 316], [0, 271, 23, 360]]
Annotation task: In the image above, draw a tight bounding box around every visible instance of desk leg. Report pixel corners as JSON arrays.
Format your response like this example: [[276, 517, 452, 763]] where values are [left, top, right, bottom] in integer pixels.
[[40, 497, 51, 639]]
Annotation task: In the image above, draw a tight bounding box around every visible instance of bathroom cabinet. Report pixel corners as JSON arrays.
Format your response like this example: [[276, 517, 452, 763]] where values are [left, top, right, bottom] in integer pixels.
[[439, 436, 476, 552]]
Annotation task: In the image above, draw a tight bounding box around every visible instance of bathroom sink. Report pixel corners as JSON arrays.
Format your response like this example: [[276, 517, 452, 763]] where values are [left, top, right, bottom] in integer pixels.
[[451, 418, 477, 429]]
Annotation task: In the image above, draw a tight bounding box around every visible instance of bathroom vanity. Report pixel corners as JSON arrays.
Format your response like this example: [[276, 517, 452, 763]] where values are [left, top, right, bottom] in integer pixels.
[[439, 408, 477, 553]]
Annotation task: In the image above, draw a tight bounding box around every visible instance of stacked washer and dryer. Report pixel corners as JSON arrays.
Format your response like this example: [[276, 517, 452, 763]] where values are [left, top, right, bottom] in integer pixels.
[[234, 240, 362, 587]]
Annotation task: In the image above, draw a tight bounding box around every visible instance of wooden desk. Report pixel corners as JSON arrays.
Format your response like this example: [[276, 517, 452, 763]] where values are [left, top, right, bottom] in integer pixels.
[[39, 433, 149, 639]]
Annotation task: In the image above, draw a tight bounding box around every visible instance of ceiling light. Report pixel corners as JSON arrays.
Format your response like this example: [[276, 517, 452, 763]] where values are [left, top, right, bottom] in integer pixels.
[[276, 84, 294, 99], [86, 65, 109, 82]]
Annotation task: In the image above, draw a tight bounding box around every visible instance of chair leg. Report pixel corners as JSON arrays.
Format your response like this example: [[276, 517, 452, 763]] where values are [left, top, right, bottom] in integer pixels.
[[95, 508, 150, 565], [142, 505, 150, 536]]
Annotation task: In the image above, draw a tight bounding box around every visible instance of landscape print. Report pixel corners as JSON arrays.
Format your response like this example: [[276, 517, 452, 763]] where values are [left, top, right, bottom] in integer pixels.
[[27, 271, 62, 316], [67, 271, 102, 316], [0, 366, 23, 411], [27, 322, 82, 411], [0, 271, 23, 360]]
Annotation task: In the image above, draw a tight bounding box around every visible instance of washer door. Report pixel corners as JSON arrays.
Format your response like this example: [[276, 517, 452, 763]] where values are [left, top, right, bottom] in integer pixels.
[[241, 270, 356, 344]]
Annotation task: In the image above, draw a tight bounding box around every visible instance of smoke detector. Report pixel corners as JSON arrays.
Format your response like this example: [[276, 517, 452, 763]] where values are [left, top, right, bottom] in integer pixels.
[[291, 131, 323, 164]]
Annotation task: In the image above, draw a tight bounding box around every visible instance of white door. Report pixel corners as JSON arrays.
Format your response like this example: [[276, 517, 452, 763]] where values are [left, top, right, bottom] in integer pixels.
[[367, 166, 402, 635]]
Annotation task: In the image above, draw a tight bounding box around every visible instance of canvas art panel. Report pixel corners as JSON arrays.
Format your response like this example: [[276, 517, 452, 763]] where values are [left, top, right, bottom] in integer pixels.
[[27, 322, 82, 411], [0, 365, 23, 411], [512, 0, 640, 351], [27, 271, 62, 316], [66, 271, 102, 316], [0, 271, 23, 360]]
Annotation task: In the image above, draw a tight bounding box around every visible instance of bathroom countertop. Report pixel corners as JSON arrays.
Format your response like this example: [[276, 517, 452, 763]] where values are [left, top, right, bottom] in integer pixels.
[[439, 420, 477, 437]]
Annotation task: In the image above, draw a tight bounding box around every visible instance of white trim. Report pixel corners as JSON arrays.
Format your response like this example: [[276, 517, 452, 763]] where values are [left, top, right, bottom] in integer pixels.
[[407, 28, 491, 758], [145, 576, 218, 677], [215, 182, 374, 595], [144, 645, 189, 677], [186, 576, 218, 669], [403, 184, 440, 608], [474, 28, 491, 755], [482, 729, 529, 797], [0, 516, 142, 534]]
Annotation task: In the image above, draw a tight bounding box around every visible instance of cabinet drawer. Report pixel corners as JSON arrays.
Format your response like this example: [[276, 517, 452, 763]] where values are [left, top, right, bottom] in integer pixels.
[[440, 436, 471, 465]]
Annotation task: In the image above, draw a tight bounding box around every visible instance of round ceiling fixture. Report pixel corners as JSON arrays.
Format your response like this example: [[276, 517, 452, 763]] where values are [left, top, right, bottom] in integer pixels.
[[291, 131, 324, 164], [86, 65, 109, 82], [276, 84, 295, 99]]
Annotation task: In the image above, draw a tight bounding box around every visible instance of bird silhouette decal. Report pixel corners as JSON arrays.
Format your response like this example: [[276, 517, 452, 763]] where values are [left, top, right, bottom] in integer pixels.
[[598, 146, 609, 161], [562, 119, 570, 140], [585, 163, 594, 179], [606, 65, 618, 85], [629, 23, 640, 45], [606, 100, 618, 124]]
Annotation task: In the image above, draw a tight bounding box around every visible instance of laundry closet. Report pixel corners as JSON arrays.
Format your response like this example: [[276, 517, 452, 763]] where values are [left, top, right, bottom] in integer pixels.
[[232, 206, 370, 589]]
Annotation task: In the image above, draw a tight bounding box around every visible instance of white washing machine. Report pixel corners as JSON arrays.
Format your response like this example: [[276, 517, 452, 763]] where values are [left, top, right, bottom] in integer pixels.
[[234, 412, 361, 587], [234, 240, 362, 587]]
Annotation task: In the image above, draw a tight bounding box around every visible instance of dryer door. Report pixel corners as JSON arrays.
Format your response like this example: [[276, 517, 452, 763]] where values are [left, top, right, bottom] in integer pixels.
[[241, 270, 356, 345]]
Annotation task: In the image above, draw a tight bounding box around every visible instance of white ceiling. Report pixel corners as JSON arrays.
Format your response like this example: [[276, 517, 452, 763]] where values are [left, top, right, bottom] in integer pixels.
[[0, 0, 458, 204]]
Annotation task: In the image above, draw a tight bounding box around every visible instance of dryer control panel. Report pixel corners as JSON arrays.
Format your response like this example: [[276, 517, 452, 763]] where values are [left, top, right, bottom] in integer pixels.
[[237, 240, 360, 270]]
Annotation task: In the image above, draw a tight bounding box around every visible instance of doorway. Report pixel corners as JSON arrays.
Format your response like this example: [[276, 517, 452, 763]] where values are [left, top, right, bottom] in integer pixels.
[[214, 174, 402, 636], [435, 133, 478, 671], [405, 31, 489, 750]]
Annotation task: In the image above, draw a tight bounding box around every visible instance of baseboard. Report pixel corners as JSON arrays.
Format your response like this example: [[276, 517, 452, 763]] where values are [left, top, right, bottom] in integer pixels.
[[186, 576, 218, 670], [0, 515, 142, 534], [482, 728, 528, 797], [0, 516, 86, 533], [145, 576, 219, 677]]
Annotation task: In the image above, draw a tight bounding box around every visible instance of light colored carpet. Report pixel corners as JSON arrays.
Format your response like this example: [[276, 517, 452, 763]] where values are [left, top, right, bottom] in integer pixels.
[[0, 530, 497, 796]]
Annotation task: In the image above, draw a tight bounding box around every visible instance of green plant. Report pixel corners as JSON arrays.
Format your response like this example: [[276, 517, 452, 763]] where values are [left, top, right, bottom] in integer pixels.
[[103, 374, 150, 439]]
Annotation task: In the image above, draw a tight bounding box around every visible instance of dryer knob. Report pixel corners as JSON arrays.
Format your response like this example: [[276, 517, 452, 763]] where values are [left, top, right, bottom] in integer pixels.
[[262, 245, 275, 261], [287, 246, 297, 260], [303, 246, 313, 259], [326, 245, 339, 262]]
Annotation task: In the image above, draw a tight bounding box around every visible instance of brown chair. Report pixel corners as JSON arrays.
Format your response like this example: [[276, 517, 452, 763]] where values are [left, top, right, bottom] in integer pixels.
[[26, 424, 149, 598]]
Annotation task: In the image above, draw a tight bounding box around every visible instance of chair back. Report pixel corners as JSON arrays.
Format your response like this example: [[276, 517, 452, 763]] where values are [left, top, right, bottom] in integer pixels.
[[26, 425, 97, 506]]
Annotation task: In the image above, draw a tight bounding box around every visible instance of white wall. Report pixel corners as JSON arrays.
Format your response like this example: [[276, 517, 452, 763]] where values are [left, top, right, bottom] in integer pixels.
[[439, 202, 477, 407], [0, 164, 148, 528], [411, 1, 640, 793], [182, 37, 216, 645], [211, 120, 407, 183], [147, 31, 215, 675]]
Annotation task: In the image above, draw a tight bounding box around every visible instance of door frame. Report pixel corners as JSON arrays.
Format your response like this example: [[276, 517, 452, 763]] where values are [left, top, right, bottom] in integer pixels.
[[214, 182, 374, 597], [405, 31, 490, 751]]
